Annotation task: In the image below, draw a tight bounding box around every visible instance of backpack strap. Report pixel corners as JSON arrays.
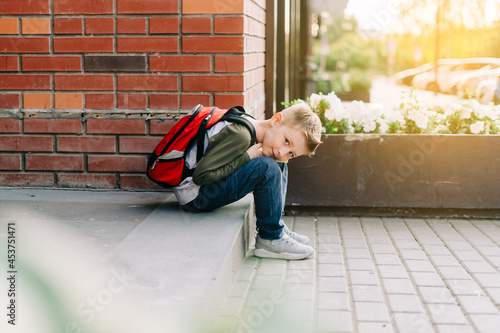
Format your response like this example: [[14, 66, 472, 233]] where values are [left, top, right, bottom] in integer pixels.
[[221, 106, 257, 145], [196, 106, 218, 162]]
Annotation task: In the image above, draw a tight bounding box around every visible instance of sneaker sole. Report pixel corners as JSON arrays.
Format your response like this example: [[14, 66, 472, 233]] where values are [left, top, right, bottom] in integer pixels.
[[253, 248, 314, 260]]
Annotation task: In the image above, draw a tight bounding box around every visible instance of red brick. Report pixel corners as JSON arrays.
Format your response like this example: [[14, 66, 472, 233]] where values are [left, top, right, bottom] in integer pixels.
[[0, 56, 19, 71], [117, 94, 147, 110], [149, 119, 176, 135], [149, 94, 178, 109], [58, 174, 116, 189], [149, 17, 179, 34], [182, 0, 243, 14], [0, 136, 53, 152], [214, 55, 244, 72], [214, 17, 244, 34], [54, 37, 113, 53], [182, 17, 211, 33], [117, 0, 178, 14], [180, 94, 210, 110], [117, 75, 177, 91], [0, 118, 20, 133], [86, 94, 115, 109], [26, 154, 83, 171], [150, 56, 210, 72], [86, 18, 114, 35], [23, 56, 82, 72], [0, 173, 54, 187], [24, 118, 82, 134], [54, 18, 83, 34], [0, 154, 21, 170], [1, 0, 49, 14], [119, 137, 160, 153], [0, 95, 20, 110], [214, 94, 244, 107], [0, 75, 51, 90], [0, 38, 49, 53], [120, 174, 165, 189], [117, 18, 146, 34], [182, 36, 243, 53], [55, 75, 114, 91], [183, 75, 243, 92], [57, 136, 116, 153], [88, 155, 147, 172], [117, 37, 178, 53], [87, 119, 146, 134], [54, 0, 114, 14]]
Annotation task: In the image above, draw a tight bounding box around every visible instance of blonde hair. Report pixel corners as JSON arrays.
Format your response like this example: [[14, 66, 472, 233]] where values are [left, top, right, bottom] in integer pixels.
[[280, 103, 322, 156]]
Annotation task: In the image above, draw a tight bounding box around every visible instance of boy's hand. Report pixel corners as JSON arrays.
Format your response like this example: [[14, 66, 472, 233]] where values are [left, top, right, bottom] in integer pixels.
[[246, 143, 263, 159]]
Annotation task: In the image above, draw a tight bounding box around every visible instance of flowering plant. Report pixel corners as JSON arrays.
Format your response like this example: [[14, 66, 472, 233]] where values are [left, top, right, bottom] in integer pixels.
[[286, 90, 500, 135]]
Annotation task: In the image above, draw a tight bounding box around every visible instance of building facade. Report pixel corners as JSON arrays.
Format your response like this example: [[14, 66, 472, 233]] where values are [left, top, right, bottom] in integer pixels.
[[0, 0, 309, 189]]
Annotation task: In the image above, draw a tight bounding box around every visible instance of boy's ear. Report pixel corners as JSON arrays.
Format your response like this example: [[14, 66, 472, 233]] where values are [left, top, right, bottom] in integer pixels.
[[270, 113, 283, 125]]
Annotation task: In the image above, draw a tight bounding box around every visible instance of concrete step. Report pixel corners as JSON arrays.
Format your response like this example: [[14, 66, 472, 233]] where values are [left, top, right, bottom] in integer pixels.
[[0, 188, 255, 333]]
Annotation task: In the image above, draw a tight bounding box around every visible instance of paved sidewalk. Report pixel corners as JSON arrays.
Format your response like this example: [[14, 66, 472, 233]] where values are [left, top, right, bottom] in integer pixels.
[[216, 216, 500, 333]]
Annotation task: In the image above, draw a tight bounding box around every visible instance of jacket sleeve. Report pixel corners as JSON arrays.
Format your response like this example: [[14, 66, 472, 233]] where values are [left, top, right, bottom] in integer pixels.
[[192, 123, 252, 186]]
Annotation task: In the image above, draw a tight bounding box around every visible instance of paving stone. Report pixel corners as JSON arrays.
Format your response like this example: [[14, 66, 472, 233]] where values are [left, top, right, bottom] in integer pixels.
[[393, 312, 433, 333], [435, 324, 475, 333], [438, 266, 471, 280], [374, 253, 401, 265], [428, 303, 468, 324], [430, 255, 461, 266], [383, 278, 416, 295], [461, 260, 497, 274], [387, 294, 425, 313], [288, 257, 316, 270], [476, 246, 500, 256], [378, 264, 409, 278], [392, 239, 421, 250], [349, 270, 379, 286], [317, 310, 353, 332], [252, 274, 283, 290], [318, 253, 344, 264], [354, 302, 390, 322], [357, 321, 394, 333], [228, 280, 251, 298], [258, 259, 287, 275], [352, 285, 385, 302], [411, 272, 446, 287], [447, 279, 483, 296], [317, 292, 351, 311], [370, 244, 398, 254], [319, 263, 345, 277], [452, 250, 485, 261], [347, 258, 375, 271], [319, 276, 348, 293], [287, 269, 315, 283], [456, 295, 499, 314], [418, 286, 455, 304], [318, 233, 341, 244], [344, 248, 371, 259], [474, 273, 500, 288], [343, 238, 369, 248], [469, 314, 500, 332], [318, 243, 342, 254], [398, 249, 428, 260], [423, 245, 451, 255], [405, 259, 436, 272], [488, 256, 500, 267]]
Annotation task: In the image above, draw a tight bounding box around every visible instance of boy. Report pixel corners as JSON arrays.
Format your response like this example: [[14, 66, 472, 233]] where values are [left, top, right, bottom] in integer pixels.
[[175, 103, 322, 260]]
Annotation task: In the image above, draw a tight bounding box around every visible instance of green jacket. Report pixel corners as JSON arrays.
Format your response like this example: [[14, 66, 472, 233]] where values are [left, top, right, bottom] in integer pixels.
[[193, 123, 253, 185]]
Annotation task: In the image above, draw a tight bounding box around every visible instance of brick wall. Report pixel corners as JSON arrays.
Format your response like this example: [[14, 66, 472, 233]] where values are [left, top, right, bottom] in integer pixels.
[[0, 0, 266, 189]]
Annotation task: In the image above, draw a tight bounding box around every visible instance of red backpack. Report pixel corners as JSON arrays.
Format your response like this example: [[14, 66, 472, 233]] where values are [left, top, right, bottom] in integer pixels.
[[146, 104, 257, 188]]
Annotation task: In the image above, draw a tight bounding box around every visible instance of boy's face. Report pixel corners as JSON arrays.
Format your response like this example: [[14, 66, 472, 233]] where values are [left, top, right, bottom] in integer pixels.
[[261, 115, 308, 162]]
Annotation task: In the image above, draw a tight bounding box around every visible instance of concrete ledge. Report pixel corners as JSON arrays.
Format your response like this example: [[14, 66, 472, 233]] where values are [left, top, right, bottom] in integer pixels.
[[107, 193, 255, 317]]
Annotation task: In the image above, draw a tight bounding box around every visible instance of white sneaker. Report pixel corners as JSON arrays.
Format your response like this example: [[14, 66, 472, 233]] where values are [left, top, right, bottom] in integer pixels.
[[254, 234, 314, 260], [282, 223, 310, 245]]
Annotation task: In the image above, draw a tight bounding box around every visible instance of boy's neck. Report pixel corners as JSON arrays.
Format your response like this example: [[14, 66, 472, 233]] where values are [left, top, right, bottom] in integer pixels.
[[248, 118, 271, 143]]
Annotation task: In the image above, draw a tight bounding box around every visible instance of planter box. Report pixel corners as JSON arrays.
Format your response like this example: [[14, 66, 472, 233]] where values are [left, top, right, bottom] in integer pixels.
[[335, 91, 370, 102], [286, 134, 500, 211]]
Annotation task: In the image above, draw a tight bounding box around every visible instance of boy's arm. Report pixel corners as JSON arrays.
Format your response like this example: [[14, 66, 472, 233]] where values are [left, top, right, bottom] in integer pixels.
[[193, 123, 252, 186]]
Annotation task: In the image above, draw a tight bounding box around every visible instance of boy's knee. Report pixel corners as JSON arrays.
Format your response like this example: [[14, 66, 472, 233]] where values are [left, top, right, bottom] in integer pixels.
[[255, 156, 281, 175]]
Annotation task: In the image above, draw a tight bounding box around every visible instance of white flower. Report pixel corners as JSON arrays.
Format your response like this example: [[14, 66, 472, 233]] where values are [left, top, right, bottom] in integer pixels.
[[309, 93, 322, 109], [470, 121, 485, 134], [324, 92, 346, 122], [432, 124, 448, 134]]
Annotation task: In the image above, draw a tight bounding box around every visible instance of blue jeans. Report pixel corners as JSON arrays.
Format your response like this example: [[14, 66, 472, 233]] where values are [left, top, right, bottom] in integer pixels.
[[182, 156, 287, 240]]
